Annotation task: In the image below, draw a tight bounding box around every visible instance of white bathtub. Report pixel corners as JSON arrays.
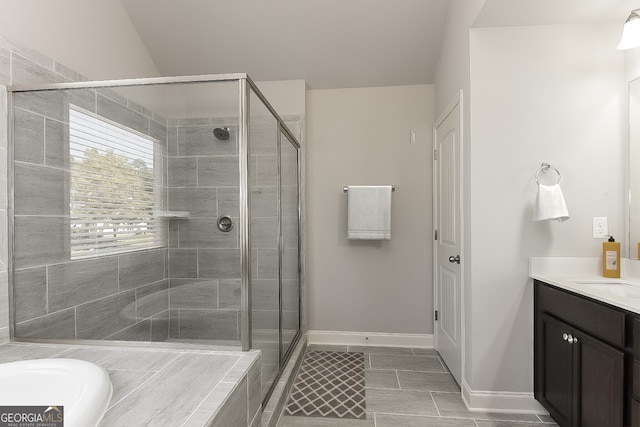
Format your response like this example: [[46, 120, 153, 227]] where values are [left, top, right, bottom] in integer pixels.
[[0, 358, 112, 427]]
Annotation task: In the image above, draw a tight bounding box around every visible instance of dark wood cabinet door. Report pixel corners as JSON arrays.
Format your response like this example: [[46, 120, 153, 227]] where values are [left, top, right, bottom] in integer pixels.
[[535, 282, 630, 427], [575, 329, 625, 426], [539, 313, 574, 426]]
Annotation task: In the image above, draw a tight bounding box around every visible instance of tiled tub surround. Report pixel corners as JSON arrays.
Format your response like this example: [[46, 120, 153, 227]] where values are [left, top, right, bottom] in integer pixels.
[[0, 341, 262, 427]]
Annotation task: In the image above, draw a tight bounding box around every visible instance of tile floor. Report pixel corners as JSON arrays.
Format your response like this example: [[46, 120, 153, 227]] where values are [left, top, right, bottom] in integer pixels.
[[276, 345, 558, 427]]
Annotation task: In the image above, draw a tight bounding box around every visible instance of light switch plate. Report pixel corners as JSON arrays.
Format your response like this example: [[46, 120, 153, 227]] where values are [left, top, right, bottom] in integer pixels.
[[593, 217, 608, 238]]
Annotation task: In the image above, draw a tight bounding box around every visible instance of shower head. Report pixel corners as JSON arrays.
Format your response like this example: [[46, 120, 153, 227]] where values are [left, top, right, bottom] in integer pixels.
[[213, 127, 230, 141]]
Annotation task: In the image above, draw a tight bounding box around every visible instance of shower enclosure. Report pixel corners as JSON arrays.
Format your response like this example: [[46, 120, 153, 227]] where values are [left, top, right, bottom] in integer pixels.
[[7, 74, 302, 400]]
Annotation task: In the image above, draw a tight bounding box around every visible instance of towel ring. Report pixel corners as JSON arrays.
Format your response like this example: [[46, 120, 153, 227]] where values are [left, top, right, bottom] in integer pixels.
[[535, 163, 561, 185]]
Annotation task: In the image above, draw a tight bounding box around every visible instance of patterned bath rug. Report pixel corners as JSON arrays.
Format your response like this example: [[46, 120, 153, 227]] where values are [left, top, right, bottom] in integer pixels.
[[285, 350, 366, 419]]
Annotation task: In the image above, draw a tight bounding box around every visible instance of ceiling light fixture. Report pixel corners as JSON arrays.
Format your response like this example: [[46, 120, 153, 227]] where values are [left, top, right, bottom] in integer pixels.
[[618, 9, 640, 50]]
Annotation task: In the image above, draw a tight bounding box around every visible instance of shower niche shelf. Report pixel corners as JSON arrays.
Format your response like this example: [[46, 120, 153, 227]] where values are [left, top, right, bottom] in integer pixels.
[[155, 211, 190, 219]]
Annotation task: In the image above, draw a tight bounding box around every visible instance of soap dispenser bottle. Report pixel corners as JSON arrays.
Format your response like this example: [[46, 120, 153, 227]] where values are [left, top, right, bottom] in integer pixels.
[[603, 235, 621, 278]]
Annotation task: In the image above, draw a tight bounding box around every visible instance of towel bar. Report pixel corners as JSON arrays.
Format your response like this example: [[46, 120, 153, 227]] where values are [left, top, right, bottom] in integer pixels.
[[343, 185, 395, 192]]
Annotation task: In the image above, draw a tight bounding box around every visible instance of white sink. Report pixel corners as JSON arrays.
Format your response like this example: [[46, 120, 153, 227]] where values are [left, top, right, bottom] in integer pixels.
[[573, 281, 640, 298]]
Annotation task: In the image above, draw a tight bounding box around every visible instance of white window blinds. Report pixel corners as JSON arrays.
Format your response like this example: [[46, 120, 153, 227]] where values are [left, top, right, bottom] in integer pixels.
[[69, 106, 162, 258]]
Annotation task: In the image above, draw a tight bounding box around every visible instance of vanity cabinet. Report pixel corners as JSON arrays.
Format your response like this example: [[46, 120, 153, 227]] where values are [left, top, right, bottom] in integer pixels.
[[534, 280, 632, 426]]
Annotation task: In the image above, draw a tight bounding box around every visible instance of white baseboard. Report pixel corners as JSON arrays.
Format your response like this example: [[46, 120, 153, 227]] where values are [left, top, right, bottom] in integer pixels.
[[462, 380, 548, 415], [307, 330, 433, 348]]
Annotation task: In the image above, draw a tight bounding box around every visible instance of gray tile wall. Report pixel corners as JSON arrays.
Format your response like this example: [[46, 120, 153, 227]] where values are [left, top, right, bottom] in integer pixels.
[[0, 35, 80, 343], [167, 118, 243, 343], [0, 34, 171, 342], [12, 82, 170, 342]]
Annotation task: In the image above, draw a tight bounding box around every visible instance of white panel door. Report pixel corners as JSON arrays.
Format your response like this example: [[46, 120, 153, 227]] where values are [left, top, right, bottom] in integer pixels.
[[434, 95, 462, 385]]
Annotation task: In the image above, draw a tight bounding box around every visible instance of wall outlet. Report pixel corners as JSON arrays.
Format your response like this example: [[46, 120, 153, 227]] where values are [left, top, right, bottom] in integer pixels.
[[593, 217, 608, 238]]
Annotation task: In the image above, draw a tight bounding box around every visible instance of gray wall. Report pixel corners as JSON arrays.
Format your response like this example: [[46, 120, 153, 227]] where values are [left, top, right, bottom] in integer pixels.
[[0, 2, 161, 80], [434, 1, 627, 402], [433, 0, 485, 396], [306, 84, 434, 335], [468, 23, 624, 394]]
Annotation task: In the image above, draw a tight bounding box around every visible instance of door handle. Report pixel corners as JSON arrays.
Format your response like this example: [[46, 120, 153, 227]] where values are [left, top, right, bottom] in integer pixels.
[[448, 255, 461, 264]]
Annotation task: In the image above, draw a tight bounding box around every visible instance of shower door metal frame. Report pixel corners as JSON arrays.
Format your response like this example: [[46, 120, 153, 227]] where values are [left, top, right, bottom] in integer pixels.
[[238, 78, 252, 351], [244, 78, 303, 405], [242, 77, 302, 358], [276, 126, 303, 368], [6, 88, 16, 342]]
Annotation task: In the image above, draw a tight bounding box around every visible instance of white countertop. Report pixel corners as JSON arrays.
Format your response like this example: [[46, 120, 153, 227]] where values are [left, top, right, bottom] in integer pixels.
[[530, 257, 640, 315]]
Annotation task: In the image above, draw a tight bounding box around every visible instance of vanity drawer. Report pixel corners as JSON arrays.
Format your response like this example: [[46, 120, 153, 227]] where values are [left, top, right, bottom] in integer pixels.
[[536, 281, 627, 347]]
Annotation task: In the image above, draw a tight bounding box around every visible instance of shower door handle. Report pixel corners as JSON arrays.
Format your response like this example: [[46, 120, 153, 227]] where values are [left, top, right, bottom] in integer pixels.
[[448, 255, 460, 264]]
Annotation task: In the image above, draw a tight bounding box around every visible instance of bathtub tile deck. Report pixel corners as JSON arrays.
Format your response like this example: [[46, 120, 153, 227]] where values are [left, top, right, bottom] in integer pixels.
[[54, 347, 125, 364], [100, 352, 240, 425], [106, 369, 156, 409], [0, 343, 67, 362], [0, 342, 261, 427], [101, 348, 180, 372]]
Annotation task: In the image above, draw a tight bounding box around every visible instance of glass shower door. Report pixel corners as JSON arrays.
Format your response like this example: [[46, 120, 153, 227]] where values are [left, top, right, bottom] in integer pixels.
[[248, 89, 280, 397], [246, 82, 301, 401], [280, 131, 300, 357]]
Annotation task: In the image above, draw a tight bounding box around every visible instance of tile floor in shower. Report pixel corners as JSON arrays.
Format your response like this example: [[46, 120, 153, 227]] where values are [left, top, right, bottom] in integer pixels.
[[276, 345, 558, 427]]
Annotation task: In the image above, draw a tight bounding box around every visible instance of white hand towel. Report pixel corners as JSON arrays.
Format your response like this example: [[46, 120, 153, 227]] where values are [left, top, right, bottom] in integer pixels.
[[533, 184, 569, 222], [347, 185, 392, 239]]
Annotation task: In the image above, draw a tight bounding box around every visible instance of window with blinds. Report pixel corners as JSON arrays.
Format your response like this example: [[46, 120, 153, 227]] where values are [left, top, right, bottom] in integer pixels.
[[69, 106, 163, 259]]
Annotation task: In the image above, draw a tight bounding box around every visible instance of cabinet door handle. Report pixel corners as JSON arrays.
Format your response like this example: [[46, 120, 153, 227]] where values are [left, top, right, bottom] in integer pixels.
[[562, 333, 569, 341]]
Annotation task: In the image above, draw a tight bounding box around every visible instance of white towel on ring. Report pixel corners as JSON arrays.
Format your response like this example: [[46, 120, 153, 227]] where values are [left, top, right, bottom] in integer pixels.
[[533, 184, 569, 222]]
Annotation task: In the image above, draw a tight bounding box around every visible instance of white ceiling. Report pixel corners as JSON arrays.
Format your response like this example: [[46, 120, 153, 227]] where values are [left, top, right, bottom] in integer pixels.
[[121, 0, 639, 90], [121, 0, 450, 89]]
